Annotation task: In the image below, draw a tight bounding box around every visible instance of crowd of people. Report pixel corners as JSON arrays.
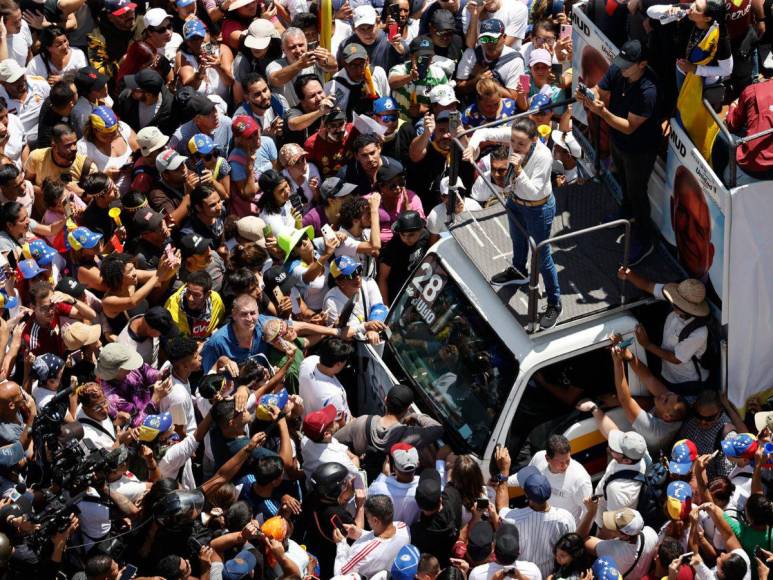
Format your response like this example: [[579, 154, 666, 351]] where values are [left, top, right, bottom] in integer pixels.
[[0, 0, 768, 577]]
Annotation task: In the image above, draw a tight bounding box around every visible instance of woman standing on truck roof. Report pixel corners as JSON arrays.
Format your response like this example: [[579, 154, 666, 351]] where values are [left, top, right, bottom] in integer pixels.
[[463, 116, 562, 329]]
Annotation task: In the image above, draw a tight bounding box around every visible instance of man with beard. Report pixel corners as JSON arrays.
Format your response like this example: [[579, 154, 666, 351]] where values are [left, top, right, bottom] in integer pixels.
[[114, 69, 176, 134], [87, 0, 141, 84], [370, 97, 415, 165], [25, 124, 94, 201], [149, 149, 199, 227], [285, 74, 337, 147], [0, 59, 50, 147], [233, 73, 289, 143], [304, 108, 355, 178], [338, 133, 401, 197], [124, 206, 170, 269], [179, 185, 226, 254], [0, 97, 26, 169]]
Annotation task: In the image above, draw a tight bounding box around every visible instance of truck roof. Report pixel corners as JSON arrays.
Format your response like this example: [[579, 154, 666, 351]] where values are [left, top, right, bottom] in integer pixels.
[[447, 180, 685, 334]]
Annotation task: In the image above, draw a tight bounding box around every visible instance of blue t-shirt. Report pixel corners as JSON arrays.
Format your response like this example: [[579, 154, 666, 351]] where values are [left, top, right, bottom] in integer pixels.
[[228, 138, 278, 183], [462, 98, 517, 128], [200, 315, 273, 373]]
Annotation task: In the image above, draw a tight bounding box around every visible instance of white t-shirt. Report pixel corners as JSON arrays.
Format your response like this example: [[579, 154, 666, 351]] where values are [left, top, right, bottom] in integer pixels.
[[334, 522, 410, 577], [325, 67, 390, 113], [695, 548, 751, 580], [471, 154, 507, 204], [509, 451, 593, 522], [469, 561, 543, 580], [368, 474, 420, 525], [159, 375, 198, 433], [334, 228, 377, 279], [77, 408, 117, 450], [266, 58, 327, 107], [31, 384, 56, 411], [322, 278, 384, 330], [109, 473, 147, 503], [300, 436, 360, 481], [456, 45, 525, 89], [595, 527, 659, 579], [7, 21, 32, 68], [0, 76, 50, 143], [117, 319, 157, 367], [26, 48, 87, 78], [653, 283, 708, 384], [3, 113, 26, 169], [462, 1, 529, 46], [593, 459, 645, 527], [427, 197, 482, 235], [499, 505, 576, 577], [298, 355, 351, 421], [159, 432, 199, 490], [726, 464, 753, 515]]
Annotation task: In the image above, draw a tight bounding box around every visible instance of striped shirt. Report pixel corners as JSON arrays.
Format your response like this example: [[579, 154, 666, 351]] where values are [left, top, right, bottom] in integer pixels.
[[499, 505, 576, 577], [334, 522, 410, 577]]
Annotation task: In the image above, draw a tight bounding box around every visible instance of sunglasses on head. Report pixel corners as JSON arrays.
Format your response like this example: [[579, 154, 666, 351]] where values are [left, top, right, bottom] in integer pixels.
[[149, 23, 171, 33]]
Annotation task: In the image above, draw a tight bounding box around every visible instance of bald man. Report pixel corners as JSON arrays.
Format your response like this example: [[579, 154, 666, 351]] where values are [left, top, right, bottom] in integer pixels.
[[0, 381, 35, 450]]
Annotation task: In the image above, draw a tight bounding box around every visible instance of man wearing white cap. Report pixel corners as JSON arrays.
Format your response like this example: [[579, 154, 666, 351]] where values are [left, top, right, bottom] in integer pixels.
[[337, 5, 408, 74], [0, 59, 50, 146], [426, 176, 480, 245]]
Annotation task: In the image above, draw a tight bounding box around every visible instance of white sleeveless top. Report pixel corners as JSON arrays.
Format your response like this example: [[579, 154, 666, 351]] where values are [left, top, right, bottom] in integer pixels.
[[76, 121, 134, 194], [179, 50, 229, 101]]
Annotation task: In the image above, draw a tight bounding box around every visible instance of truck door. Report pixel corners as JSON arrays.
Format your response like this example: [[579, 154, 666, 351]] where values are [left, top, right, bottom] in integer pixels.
[[356, 343, 400, 415]]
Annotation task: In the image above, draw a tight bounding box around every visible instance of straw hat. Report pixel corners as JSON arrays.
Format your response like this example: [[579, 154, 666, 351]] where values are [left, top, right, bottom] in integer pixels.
[[662, 279, 710, 317]]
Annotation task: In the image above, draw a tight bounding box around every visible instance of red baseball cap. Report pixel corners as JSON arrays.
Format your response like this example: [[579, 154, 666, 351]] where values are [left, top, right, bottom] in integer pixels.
[[303, 404, 337, 441], [232, 115, 259, 138]]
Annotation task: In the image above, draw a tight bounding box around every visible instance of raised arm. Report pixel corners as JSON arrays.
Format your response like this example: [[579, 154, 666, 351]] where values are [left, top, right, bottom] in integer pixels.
[[611, 346, 643, 424]]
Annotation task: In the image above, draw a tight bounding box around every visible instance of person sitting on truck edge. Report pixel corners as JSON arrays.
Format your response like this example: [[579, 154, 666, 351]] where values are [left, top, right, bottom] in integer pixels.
[[463, 117, 562, 329], [617, 267, 711, 397], [608, 340, 688, 457]]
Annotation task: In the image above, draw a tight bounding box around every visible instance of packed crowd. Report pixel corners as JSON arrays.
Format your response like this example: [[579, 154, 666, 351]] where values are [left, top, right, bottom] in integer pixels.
[[0, 0, 768, 577]]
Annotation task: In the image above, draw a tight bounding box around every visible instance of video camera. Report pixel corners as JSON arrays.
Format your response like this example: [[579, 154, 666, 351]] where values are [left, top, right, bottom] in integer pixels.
[[26, 490, 84, 553], [51, 438, 126, 492]]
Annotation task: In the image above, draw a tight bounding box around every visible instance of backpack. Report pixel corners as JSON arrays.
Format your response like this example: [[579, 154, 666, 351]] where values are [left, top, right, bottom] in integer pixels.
[[677, 316, 719, 382], [603, 461, 669, 529], [359, 414, 388, 484], [473, 46, 525, 87]]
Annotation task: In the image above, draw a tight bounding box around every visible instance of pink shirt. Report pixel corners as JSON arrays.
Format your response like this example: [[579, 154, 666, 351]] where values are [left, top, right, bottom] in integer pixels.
[[368, 189, 425, 243]]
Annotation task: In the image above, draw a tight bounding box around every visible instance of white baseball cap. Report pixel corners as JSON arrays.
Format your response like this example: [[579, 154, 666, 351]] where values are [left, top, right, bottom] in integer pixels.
[[144, 7, 171, 28], [608, 430, 647, 461], [0, 59, 24, 84], [429, 84, 459, 106], [439, 176, 465, 197], [353, 4, 377, 28], [244, 19, 277, 50]]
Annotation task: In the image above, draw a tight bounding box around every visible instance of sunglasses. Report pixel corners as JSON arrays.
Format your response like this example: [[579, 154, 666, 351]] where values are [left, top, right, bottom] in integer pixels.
[[196, 152, 215, 161], [340, 270, 362, 280], [694, 410, 720, 422], [434, 30, 453, 38], [149, 23, 171, 33], [384, 178, 406, 190], [379, 114, 398, 123], [479, 35, 499, 45]]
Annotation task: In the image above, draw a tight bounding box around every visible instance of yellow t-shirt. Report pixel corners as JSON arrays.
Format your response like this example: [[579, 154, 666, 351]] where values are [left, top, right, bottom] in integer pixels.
[[24, 148, 92, 188]]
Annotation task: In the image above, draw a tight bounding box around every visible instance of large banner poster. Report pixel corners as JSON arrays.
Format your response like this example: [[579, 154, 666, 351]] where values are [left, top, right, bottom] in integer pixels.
[[652, 121, 728, 309], [570, 6, 621, 198]]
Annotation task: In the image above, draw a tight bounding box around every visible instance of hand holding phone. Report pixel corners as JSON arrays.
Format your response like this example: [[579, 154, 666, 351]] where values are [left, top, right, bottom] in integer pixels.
[[321, 223, 336, 242], [388, 22, 399, 40], [519, 74, 531, 94], [119, 565, 138, 580], [560, 24, 572, 40], [330, 514, 347, 534]]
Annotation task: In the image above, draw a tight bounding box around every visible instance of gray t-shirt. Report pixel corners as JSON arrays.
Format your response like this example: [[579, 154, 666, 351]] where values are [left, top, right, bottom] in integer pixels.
[[334, 414, 444, 456]]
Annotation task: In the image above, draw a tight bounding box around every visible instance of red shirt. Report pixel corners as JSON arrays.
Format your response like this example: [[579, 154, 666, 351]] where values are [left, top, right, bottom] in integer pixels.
[[23, 302, 73, 357], [724, 0, 753, 42], [726, 79, 773, 174], [304, 124, 354, 178]]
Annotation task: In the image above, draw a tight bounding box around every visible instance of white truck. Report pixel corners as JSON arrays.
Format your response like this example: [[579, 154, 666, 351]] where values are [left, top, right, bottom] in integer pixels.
[[353, 1, 773, 481]]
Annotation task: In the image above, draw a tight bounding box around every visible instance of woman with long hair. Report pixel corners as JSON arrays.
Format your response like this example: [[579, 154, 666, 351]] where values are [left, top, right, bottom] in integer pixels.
[[447, 454, 488, 524], [175, 18, 231, 100], [549, 533, 590, 580], [26, 25, 87, 85], [77, 106, 138, 195]]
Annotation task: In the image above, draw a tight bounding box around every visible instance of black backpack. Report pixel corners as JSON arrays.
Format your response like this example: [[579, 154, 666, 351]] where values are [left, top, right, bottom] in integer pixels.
[[603, 460, 669, 529], [677, 316, 719, 382]]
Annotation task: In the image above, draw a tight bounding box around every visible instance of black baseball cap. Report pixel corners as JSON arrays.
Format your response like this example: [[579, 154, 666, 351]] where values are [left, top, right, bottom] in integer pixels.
[[133, 207, 164, 234], [55, 276, 85, 298], [186, 93, 215, 117], [494, 523, 520, 564], [75, 66, 108, 93], [614, 39, 647, 70], [415, 469, 442, 510], [467, 521, 494, 562], [410, 35, 435, 57], [376, 159, 404, 183], [258, 169, 287, 195], [262, 265, 294, 296], [179, 233, 212, 257], [430, 9, 455, 31], [386, 383, 414, 410], [124, 69, 164, 93], [323, 108, 347, 124]]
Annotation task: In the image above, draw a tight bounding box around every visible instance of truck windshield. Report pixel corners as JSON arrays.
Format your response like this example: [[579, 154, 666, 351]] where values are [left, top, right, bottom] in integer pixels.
[[387, 254, 518, 456]]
